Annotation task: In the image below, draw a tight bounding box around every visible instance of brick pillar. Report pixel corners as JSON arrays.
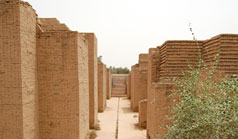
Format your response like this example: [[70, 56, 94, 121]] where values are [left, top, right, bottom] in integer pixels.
[[82, 33, 98, 129], [37, 31, 89, 139], [0, 0, 38, 138], [98, 63, 107, 112]]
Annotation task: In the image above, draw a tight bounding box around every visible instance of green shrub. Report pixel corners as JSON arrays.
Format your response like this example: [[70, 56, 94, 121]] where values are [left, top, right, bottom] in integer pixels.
[[157, 59, 238, 139]]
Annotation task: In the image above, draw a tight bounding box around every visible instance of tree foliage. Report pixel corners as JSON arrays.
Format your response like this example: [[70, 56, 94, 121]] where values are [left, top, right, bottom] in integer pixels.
[[109, 66, 130, 74]]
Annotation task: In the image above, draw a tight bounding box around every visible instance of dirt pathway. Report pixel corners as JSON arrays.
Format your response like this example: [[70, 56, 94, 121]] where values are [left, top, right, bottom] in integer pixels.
[[96, 97, 146, 139]]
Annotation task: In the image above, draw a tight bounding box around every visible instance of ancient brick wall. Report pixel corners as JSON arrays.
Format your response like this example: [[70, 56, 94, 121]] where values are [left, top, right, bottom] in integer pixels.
[[106, 68, 112, 99], [0, 0, 38, 138], [147, 48, 160, 137], [130, 54, 148, 112], [139, 99, 147, 129], [37, 28, 89, 139], [159, 41, 203, 80], [203, 34, 238, 75], [139, 54, 149, 71], [38, 18, 70, 32], [98, 63, 107, 112], [130, 65, 137, 109], [81, 33, 98, 129], [111, 74, 128, 97], [131, 66, 147, 111], [146, 35, 238, 138], [77, 34, 89, 139]]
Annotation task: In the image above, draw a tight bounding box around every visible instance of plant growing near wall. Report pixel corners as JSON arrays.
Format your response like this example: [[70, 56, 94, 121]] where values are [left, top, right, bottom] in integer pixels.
[[156, 24, 238, 139]]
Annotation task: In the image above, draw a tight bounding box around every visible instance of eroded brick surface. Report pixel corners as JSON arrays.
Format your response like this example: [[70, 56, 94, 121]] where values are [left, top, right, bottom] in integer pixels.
[[130, 54, 148, 112], [82, 33, 98, 129], [98, 63, 107, 112], [139, 99, 147, 129], [37, 29, 89, 139], [0, 0, 38, 138], [111, 74, 128, 97], [145, 35, 238, 138]]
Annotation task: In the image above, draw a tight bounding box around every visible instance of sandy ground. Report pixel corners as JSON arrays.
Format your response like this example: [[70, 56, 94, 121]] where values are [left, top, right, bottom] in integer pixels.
[[96, 97, 146, 139]]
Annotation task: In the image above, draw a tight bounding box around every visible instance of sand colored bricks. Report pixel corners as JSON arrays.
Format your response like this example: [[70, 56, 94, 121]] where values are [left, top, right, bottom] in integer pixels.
[[145, 34, 238, 138], [98, 62, 107, 112], [111, 74, 128, 97], [37, 19, 89, 139], [138, 99, 147, 129], [38, 18, 70, 32], [0, 0, 38, 138], [81, 33, 98, 129], [159, 40, 203, 79], [139, 54, 149, 72], [147, 48, 160, 137], [203, 34, 238, 75], [130, 54, 148, 112], [106, 68, 112, 99]]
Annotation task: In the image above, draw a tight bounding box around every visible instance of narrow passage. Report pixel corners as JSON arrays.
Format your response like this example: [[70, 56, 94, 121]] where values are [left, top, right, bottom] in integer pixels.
[[97, 97, 146, 139]]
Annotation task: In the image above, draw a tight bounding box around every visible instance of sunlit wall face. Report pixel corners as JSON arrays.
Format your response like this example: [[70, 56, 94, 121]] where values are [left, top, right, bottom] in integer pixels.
[[25, 0, 238, 68]]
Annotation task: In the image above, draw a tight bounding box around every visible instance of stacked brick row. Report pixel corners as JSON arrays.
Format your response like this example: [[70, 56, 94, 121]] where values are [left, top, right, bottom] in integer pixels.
[[127, 34, 238, 138], [0, 0, 112, 138], [159, 41, 203, 79], [203, 34, 238, 75]]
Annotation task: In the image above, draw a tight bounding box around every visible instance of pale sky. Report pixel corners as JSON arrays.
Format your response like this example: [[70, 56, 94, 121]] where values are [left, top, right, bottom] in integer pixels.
[[25, 0, 238, 68]]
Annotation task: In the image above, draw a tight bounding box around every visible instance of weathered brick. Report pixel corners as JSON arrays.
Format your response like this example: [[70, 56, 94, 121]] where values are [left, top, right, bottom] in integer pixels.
[[0, 0, 38, 138], [37, 20, 89, 139], [98, 62, 107, 112]]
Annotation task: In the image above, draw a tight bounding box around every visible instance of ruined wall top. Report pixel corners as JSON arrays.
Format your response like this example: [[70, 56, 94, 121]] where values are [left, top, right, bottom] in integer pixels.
[[0, 0, 37, 16], [38, 18, 70, 32]]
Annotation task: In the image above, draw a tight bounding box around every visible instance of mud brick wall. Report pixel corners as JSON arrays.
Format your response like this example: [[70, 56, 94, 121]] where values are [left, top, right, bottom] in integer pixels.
[[0, 0, 38, 138], [150, 83, 175, 137], [81, 33, 98, 129], [130, 65, 138, 109], [139, 99, 147, 129], [147, 48, 160, 137], [131, 55, 148, 112], [139, 54, 149, 71], [98, 63, 107, 112], [111, 74, 128, 97], [127, 75, 131, 99], [38, 18, 70, 32], [77, 34, 90, 139], [37, 30, 89, 139], [203, 34, 238, 75], [131, 66, 147, 111], [159, 41, 203, 80], [106, 68, 112, 99]]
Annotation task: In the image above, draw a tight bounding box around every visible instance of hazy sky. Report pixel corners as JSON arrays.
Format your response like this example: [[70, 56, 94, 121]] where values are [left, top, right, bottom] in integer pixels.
[[25, 0, 238, 68]]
